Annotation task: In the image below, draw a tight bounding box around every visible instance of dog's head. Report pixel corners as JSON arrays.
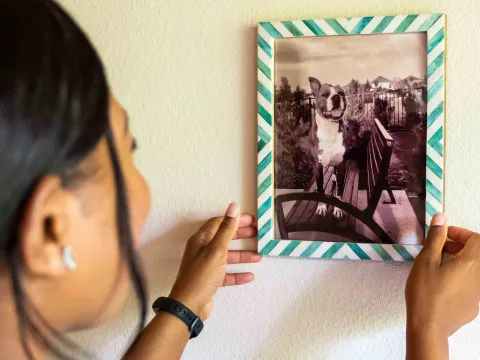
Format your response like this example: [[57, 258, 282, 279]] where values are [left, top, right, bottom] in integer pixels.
[[309, 77, 346, 121]]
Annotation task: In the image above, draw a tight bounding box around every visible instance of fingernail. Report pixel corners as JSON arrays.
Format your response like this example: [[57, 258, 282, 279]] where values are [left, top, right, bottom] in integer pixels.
[[244, 273, 254, 282], [431, 213, 445, 227], [251, 254, 263, 262], [225, 203, 240, 218]]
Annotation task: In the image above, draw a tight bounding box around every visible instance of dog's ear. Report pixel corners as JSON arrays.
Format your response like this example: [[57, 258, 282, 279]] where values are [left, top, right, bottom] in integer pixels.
[[309, 77, 322, 94]]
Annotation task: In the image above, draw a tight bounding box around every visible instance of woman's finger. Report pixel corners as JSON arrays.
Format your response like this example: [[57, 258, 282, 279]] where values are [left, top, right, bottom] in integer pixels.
[[420, 213, 447, 266], [227, 251, 262, 264], [210, 203, 241, 251], [239, 213, 255, 228], [443, 240, 464, 255], [223, 272, 254, 286], [234, 226, 257, 240], [191, 213, 255, 246], [448, 226, 477, 245]]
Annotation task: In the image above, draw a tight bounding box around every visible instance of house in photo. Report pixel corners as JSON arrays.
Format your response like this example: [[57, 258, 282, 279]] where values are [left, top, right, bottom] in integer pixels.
[[372, 76, 391, 90]]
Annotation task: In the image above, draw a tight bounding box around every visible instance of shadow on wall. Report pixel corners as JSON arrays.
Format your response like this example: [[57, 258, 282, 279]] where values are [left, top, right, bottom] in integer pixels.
[[139, 22, 261, 307], [140, 218, 201, 293], [256, 259, 410, 360], [240, 25, 260, 216]]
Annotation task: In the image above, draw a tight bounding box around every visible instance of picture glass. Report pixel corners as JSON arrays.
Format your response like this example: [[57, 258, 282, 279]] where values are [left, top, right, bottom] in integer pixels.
[[273, 33, 428, 245]]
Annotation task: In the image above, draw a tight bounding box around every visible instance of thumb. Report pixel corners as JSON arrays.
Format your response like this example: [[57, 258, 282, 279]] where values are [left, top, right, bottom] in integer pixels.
[[209, 203, 241, 251], [421, 213, 448, 266]]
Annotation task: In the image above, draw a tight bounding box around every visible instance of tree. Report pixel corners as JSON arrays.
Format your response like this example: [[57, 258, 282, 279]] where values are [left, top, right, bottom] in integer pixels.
[[365, 79, 371, 92], [292, 85, 306, 103], [350, 79, 360, 94], [411, 79, 425, 89], [391, 77, 406, 91], [292, 85, 307, 125], [277, 77, 293, 108]]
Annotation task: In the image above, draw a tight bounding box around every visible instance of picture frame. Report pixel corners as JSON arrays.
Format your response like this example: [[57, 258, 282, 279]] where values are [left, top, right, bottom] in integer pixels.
[[257, 14, 445, 261]]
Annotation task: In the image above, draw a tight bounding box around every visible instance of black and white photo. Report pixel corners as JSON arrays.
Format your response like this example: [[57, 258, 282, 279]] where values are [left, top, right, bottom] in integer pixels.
[[273, 33, 428, 245]]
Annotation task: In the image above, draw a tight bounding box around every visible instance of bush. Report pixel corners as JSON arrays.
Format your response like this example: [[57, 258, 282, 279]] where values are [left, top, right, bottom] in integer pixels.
[[373, 97, 389, 127], [343, 114, 374, 158], [293, 145, 315, 189], [274, 109, 296, 189], [411, 120, 427, 154], [387, 161, 416, 188], [345, 94, 365, 118], [274, 108, 314, 189], [403, 92, 420, 127]]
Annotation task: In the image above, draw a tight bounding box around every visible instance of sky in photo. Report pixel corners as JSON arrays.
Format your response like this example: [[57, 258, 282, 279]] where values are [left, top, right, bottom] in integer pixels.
[[274, 33, 427, 91]]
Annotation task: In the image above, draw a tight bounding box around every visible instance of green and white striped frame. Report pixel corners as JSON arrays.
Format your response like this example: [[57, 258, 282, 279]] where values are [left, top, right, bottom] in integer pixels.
[[257, 14, 445, 261]]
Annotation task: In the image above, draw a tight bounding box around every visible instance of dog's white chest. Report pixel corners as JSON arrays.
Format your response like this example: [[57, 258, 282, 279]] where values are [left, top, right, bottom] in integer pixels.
[[316, 114, 340, 145], [316, 113, 345, 166]]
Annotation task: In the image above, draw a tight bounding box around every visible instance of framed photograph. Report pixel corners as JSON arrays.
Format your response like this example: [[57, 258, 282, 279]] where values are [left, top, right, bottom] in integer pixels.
[[257, 14, 445, 261]]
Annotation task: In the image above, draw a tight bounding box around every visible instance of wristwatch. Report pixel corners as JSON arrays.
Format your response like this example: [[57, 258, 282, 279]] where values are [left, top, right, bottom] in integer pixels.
[[152, 297, 204, 339]]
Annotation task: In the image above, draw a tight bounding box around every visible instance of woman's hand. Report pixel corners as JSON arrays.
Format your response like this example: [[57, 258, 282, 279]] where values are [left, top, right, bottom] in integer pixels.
[[125, 204, 259, 360], [405, 213, 480, 360], [169, 203, 261, 321]]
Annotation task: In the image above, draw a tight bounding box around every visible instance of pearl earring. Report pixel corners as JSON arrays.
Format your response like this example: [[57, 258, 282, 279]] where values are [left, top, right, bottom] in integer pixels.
[[62, 246, 77, 270]]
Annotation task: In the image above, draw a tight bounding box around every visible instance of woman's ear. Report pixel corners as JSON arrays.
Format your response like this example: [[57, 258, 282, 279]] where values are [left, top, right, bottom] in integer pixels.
[[18, 176, 74, 277]]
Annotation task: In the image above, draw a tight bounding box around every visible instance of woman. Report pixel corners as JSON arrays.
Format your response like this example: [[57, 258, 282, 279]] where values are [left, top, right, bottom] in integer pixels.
[[0, 1, 479, 359]]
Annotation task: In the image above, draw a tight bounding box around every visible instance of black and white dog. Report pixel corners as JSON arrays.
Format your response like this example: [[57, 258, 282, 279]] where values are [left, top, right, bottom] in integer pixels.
[[308, 77, 347, 219]]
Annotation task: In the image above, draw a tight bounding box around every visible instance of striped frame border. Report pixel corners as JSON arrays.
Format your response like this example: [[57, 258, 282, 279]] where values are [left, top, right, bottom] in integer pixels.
[[257, 14, 446, 262]]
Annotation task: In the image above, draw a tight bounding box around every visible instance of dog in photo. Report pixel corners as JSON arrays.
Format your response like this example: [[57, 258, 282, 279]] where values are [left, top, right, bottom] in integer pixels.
[[308, 76, 347, 218]]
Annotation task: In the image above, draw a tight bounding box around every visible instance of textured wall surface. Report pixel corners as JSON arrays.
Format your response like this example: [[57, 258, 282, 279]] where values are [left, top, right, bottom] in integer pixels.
[[58, 1, 480, 359]]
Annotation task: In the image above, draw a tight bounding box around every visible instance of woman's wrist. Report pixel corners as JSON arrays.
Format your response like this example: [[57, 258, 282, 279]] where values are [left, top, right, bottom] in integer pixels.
[[168, 288, 204, 319], [406, 310, 447, 338], [125, 308, 191, 360], [406, 318, 449, 360]]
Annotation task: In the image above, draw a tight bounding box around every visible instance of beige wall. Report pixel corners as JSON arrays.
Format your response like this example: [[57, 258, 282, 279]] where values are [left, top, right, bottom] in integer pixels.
[[58, 1, 480, 359]]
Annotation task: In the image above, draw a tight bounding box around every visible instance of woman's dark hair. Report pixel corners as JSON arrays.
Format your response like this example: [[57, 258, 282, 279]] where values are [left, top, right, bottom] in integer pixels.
[[0, 0, 147, 358]]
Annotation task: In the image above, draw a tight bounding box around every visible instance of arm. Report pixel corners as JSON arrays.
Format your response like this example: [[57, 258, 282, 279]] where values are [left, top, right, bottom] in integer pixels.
[[124, 312, 190, 360], [405, 213, 480, 360], [406, 322, 448, 360], [124, 203, 261, 360]]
